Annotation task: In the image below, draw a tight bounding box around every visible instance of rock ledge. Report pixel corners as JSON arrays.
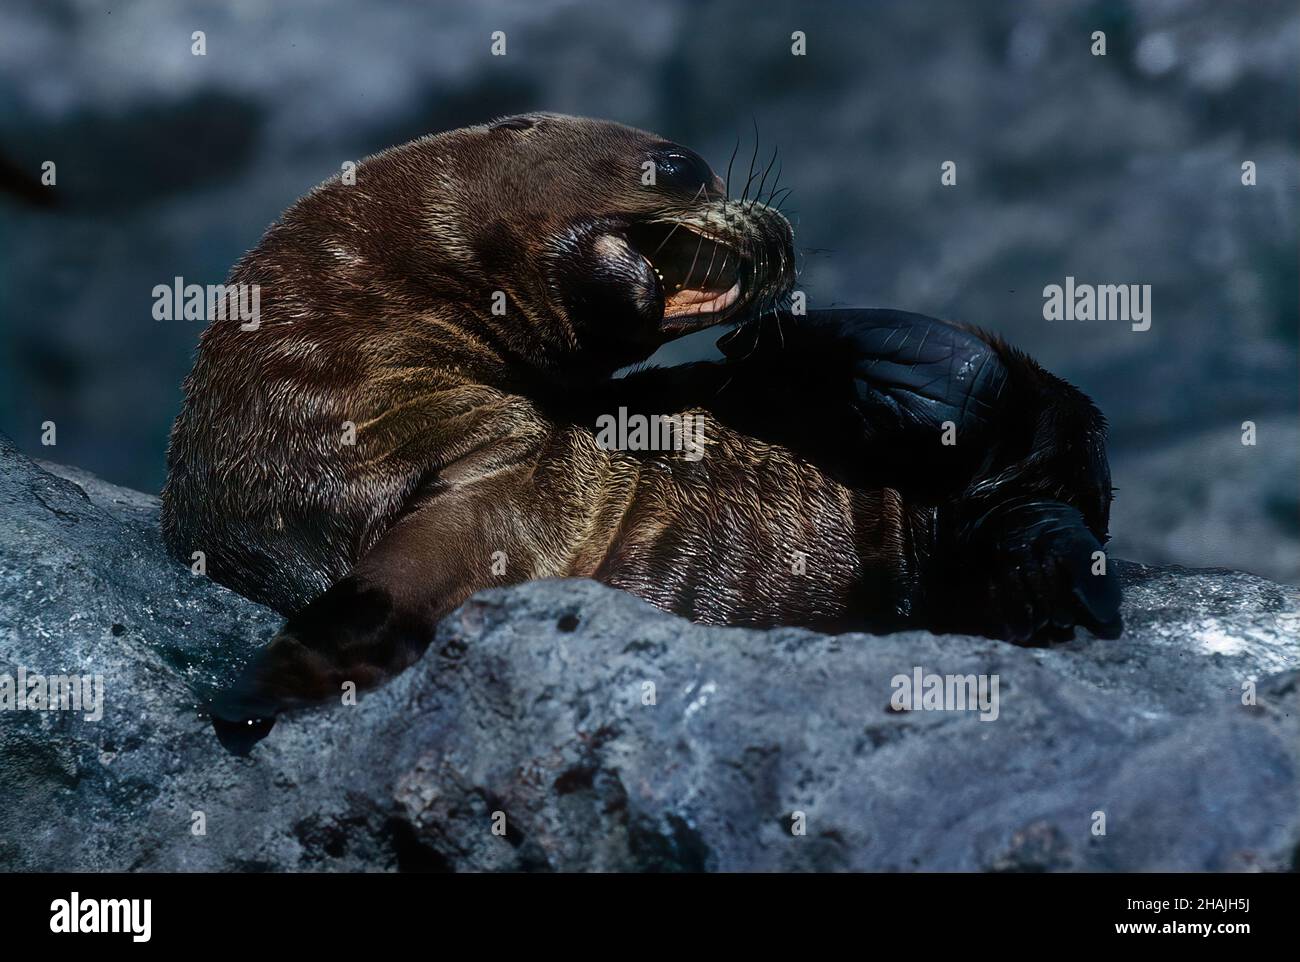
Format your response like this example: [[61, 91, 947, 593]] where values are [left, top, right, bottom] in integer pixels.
[[1, 435, 1297, 871]]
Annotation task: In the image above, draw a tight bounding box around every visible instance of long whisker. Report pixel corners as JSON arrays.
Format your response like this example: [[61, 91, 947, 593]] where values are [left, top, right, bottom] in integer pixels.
[[751, 145, 779, 211], [740, 118, 761, 205], [753, 238, 764, 317], [724, 135, 740, 200], [645, 182, 706, 261], [761, 160, 783, 207], [678, 227, 708, 294], [699, 230, 722, 294]]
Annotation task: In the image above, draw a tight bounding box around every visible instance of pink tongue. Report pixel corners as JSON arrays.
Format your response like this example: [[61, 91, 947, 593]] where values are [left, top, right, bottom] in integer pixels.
[[664, 281, 741, 317], [668, 287, 721, 305]]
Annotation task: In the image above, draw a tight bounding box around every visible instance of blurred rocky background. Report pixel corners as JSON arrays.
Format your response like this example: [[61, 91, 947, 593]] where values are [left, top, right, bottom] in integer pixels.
[[0, 0, 1296, 581]]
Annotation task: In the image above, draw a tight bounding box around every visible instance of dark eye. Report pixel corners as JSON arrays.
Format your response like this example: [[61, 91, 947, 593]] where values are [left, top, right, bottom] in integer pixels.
[[490, 116, 536, 131], [652, 147, 715, 194]]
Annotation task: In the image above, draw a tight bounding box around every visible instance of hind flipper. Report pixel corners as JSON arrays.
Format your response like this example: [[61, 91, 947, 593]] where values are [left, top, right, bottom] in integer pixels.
[[936, 499, 1122, 644]]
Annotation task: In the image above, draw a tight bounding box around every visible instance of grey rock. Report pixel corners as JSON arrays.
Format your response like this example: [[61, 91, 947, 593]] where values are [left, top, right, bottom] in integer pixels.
[[1, 436, 1297, 872]]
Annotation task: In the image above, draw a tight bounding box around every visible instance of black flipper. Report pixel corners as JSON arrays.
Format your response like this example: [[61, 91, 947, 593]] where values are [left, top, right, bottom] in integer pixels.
[[206, 574, 430, 754], [720, 309, 1121, 642], [936, 499, 1123, 643], [613, 309, 1016, 498]]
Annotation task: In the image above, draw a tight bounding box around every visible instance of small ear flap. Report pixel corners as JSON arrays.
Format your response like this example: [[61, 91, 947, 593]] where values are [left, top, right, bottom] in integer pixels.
[[543, 217, 664, 363], [489, 116, 536, 132]]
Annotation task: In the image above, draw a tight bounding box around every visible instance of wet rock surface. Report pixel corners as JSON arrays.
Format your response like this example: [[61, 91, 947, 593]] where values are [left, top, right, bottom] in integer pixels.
[[1, 438, 1297, 871]]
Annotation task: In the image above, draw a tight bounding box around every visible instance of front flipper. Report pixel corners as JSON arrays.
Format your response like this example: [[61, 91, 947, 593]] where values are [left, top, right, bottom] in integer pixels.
[[834, 310, 1009, 494], [802, 309, 1006, 440], [933, 499, 1123, 644], [203, 476, 526, 753], [206, 574, 428, 754], [701, 310, 1013, 495]]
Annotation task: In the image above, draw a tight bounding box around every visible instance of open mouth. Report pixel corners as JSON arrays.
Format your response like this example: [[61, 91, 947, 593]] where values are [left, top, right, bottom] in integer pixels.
[[626, 222, 744, 329]]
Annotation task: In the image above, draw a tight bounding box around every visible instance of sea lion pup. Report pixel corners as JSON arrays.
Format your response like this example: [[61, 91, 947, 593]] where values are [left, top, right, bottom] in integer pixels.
[[159, 113, 1120, 747]]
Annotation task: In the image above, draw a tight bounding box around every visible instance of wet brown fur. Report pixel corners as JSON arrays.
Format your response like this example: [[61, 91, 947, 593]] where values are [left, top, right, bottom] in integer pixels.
[[162, 115, 1114, 728], [162, 115, 870, 631]]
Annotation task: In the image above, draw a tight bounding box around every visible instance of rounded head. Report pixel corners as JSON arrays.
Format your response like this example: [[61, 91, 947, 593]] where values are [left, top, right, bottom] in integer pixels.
[[275, 113, 797, 372]]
